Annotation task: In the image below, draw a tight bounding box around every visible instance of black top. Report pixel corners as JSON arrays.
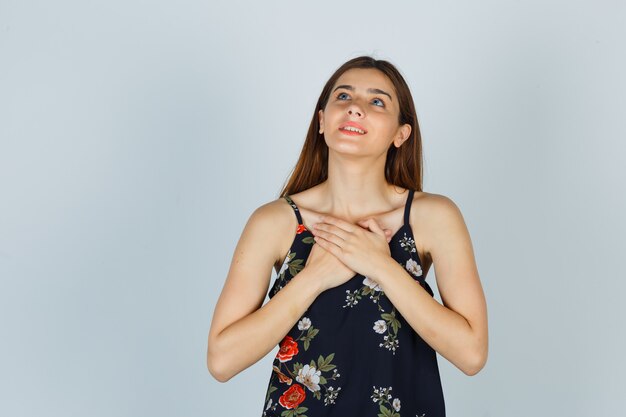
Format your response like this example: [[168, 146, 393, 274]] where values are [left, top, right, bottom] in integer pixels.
[[261, 189, 445, 416]]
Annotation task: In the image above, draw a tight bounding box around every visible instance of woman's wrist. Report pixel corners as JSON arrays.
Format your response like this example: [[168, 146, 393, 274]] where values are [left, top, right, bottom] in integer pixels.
[[292, 267, 326, 297], [367, 255, 397, 286]]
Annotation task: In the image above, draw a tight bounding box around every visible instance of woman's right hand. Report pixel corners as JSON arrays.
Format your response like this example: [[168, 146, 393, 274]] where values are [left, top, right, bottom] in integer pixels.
[[304, 239, 356, 292], [304, 226, 393, 292]]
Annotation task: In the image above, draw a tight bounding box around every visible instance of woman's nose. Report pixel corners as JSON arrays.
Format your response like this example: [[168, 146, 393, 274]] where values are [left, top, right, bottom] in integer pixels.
[[347, 106, 363, 117]]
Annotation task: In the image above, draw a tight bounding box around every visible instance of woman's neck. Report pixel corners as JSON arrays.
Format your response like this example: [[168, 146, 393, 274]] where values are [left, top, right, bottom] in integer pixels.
[[317, 152, 404, 221]]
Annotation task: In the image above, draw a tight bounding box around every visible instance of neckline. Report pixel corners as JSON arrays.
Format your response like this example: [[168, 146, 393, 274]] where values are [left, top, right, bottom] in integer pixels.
[[287, 188, 414, 234], [292, 221, 412, 247]]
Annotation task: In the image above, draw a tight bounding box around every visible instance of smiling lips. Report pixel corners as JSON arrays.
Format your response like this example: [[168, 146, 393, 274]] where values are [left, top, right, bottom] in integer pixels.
[[338, 122, 367, 135]]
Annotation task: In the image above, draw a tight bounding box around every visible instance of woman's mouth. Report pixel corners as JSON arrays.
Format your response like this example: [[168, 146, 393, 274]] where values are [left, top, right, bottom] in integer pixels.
[[339, 127, 366, 135]]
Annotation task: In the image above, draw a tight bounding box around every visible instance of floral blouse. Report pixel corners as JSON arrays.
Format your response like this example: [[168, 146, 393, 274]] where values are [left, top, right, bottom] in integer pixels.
[[261, 190, 445, 416]]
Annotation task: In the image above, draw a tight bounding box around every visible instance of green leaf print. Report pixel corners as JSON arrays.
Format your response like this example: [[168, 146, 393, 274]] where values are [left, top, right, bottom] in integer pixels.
[[378, 404, 393, 417], [317, 353, 337, 372], [288, 258, 304, 276], [377, 309, 402, 354], [380, 313, 394, 321], [280, 405, 308, 417]]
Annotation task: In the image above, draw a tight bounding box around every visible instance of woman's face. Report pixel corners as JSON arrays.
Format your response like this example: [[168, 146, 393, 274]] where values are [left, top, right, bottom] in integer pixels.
[[319, 68, 411, 157]]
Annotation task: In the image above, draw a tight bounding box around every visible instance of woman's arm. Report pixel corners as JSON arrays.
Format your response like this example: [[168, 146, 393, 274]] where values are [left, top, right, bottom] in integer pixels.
[[206, 202, 324, 383], [370, 194, 488, 376]]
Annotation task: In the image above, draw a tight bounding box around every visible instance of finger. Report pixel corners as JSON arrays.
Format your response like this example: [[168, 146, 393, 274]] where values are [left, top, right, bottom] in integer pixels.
[[313, 235, 343, 257], [363, 218, 385, 237], [319, 215, 357, 233], [313, 222, 350, 241], [357, 219, 388, 233], [312, 228, 345, 248]]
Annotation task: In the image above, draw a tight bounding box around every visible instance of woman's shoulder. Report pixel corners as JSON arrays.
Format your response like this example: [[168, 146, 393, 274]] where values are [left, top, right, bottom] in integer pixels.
[[412, 190, 460, 213], [409, 191, 468, 241], [248, 196, 299, 229], [242, 196, 305, 266]]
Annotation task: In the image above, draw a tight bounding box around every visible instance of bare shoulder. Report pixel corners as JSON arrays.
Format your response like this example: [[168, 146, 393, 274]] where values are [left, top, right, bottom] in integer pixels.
[[412, 191, 465, 223], [244, 196, 301, 266], [248, 197, 293, 229], [409, 191, 469, 259]]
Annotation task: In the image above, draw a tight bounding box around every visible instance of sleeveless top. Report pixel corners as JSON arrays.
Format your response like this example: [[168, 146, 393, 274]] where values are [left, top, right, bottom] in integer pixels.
[[261, 190, 446, 417]]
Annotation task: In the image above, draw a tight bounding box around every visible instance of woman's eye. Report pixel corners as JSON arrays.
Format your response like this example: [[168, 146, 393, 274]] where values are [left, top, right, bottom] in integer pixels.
[[336, 93, 385, 107]]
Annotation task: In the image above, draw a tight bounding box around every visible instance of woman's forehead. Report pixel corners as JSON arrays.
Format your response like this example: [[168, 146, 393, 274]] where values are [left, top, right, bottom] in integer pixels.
[[333, 68, 396, 98]]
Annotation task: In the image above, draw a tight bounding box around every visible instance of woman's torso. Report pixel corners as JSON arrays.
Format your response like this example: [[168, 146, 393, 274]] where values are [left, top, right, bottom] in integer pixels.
[[261, 187, 446, 416]]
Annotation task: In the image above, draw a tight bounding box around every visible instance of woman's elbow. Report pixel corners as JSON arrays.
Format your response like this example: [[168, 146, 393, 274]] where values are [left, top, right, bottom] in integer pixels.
[[207, 353, 232, 383], [463, 349, 488, 376], [207, 338, 232, 383]]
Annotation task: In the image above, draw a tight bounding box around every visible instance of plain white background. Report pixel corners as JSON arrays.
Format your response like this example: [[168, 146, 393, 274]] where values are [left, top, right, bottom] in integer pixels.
[[1, 0, 625, 415]]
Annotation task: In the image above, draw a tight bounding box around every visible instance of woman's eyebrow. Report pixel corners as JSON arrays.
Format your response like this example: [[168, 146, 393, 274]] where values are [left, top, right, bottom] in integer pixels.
[[333, 84, 393, 102]]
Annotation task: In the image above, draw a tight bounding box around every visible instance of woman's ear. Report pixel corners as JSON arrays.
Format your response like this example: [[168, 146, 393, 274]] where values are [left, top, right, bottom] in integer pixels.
[[318, 109, 324, 134], [393, 124, 412, 148]]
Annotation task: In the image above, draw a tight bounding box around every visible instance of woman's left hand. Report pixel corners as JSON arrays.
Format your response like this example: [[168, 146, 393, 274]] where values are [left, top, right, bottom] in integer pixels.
[[311, 215, 393, 279]]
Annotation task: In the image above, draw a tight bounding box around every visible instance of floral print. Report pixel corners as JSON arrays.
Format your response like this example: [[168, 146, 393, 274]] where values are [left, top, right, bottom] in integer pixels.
[[370, 386, 426, 417], [262, 192, 444, 416], [263, 317, 342, 416], [371, 386, 401, 416], [377, 310, 402, 354], [341, 275, 402, 354], [399, 232, 417, 253], [405, 258, 422, 277]]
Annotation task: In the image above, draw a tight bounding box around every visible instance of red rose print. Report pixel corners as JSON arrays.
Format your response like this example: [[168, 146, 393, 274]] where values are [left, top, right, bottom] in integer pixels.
[[296, 224, 306, 234], [276, 336, 299, 362], [279, 384, 306, 409]]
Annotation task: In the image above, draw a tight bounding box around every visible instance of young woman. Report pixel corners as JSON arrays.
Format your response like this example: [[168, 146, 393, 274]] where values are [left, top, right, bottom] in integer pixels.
[[207, 55, 488, 417]]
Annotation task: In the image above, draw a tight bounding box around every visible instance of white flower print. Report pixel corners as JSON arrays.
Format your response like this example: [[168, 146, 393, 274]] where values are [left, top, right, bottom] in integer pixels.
[[393, 397, 401, 411], [363, 276, 382, 292], [343, 288, 362, 308], [399, 233, 417, 253], [265, 398, 272, 411], [296, 364, 321, 393], [371, 385, 393, 403], [380, 334, 399, 353], [371, 387, 403, 416], [343, 277, 385, 310], [298, 317, 311, 331], [405, 258, 422, 277], [373, 319, 387, 334], [323, 385, 342, 405]]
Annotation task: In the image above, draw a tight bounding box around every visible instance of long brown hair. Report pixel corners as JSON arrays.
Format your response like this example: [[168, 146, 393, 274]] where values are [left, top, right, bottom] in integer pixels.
[[278, 55, 423, 197]]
